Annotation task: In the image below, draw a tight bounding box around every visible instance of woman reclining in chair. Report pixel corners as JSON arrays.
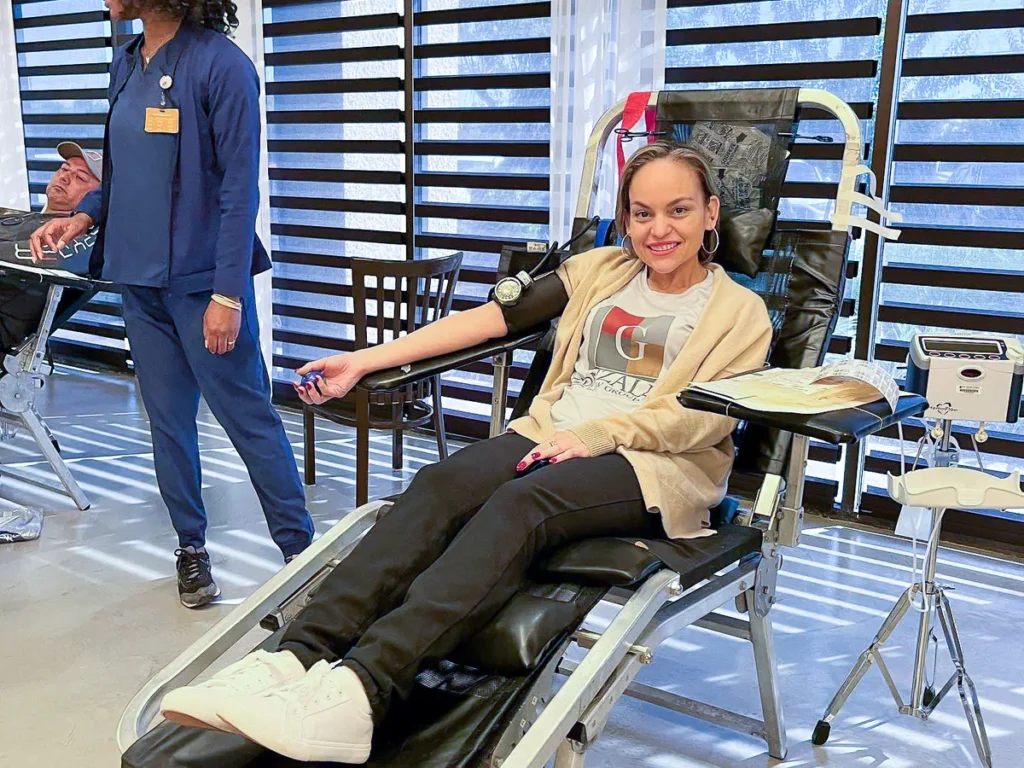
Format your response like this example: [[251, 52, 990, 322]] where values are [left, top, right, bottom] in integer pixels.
[[160, 143, 773, 763]]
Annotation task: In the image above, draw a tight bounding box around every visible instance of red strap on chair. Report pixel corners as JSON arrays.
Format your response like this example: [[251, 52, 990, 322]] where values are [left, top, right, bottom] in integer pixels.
[[616, 91, 655, 175]]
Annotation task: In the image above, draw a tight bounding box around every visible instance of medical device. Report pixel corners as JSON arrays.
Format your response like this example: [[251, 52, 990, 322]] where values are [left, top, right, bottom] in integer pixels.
[[906, 334, 1024, 423], [815, 333, 1024, 768]]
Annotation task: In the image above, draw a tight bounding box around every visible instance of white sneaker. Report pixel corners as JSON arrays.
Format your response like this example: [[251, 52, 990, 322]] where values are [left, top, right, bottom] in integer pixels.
[[217, 660, 374, 763], [160, 650, 306, 732]]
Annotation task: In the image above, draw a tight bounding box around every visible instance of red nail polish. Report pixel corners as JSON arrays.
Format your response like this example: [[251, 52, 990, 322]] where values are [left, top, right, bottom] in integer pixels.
[[532, 452, 540, 459], [549, 458, 558, 464], [516, 462, 526, 471]]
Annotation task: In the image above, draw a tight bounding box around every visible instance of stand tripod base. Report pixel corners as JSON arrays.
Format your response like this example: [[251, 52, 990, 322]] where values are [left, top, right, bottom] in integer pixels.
[[813, 582, 993, 766]]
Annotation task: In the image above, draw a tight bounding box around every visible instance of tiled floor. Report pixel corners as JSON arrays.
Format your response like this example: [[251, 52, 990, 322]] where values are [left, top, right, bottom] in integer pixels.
[[1, 366, 1022, 767]]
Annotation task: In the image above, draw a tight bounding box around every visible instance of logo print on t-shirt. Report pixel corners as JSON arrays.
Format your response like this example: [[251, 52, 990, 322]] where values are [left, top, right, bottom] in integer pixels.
[[591, 306, 675, 380], [568, 305, 676, 403]]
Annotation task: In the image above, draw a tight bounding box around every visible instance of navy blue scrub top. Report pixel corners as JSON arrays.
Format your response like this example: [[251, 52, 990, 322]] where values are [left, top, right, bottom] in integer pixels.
[[102, 46, 175, 287]]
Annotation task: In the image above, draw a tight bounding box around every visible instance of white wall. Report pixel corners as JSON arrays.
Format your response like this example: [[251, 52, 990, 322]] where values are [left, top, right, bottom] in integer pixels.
[[1, 2, 30, 211], [232, 0, 275, 373]]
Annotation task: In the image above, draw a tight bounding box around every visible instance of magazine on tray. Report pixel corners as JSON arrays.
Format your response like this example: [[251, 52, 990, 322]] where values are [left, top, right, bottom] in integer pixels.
[[686, 359, 901, 415]]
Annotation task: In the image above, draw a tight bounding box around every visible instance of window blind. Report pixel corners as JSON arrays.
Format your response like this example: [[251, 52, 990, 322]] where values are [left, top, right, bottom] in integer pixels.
[[413, 0, 550, 438], [265, 0, 551, 440]]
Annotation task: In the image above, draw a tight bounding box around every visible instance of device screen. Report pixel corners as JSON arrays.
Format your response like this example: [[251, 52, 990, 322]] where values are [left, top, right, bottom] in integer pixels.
[[922, 338, 1002, 354]]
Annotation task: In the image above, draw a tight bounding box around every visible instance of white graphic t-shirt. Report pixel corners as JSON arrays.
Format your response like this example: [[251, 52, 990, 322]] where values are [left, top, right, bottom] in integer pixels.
[[550, 268, 714, 432]]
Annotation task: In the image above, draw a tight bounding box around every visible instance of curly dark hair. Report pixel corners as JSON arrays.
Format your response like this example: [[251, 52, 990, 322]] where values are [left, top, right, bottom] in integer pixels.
[[120, 0, 238, 33]]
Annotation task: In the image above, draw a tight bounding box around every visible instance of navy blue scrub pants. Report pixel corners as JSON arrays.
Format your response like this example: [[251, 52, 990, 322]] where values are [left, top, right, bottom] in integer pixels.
[[121, 284, 313, 558]]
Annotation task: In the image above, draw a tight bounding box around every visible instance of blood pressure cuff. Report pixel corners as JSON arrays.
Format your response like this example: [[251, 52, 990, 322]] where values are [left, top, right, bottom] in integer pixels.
[[495, 271, 569, 334]]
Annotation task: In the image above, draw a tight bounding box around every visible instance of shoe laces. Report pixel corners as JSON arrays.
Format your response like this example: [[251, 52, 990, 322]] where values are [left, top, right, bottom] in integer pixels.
[[267, 663, 338, 708], [209, 652, 275, 690], [175, 548, 211, 588]]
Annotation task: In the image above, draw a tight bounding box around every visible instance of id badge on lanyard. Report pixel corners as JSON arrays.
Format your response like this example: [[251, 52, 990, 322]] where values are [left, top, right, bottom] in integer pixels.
[[145, 74, 179, 134]]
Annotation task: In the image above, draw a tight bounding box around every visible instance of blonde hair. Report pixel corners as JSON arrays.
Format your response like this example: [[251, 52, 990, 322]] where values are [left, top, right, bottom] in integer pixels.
[[615, 143, 720, 265]]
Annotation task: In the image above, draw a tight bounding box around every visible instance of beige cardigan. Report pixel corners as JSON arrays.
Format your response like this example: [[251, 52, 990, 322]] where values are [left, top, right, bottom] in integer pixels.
[[508, 246, 773, 538]]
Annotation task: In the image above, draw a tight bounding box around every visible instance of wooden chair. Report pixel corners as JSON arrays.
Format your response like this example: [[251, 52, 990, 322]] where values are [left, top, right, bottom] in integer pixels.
[[302, 252, 463, 505]]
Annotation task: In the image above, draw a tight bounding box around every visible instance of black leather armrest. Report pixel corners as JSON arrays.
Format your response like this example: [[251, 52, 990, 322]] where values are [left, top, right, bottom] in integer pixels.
[[678, 389, 927, 445], [358, 326, 548, 393]]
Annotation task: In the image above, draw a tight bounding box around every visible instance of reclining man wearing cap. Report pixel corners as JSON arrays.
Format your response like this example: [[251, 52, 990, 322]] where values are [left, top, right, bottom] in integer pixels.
[[0, 142, 102, 351]]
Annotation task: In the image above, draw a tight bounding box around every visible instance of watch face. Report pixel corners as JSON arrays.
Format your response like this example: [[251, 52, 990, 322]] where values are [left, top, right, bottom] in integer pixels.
[[494, 277, 521, 304]]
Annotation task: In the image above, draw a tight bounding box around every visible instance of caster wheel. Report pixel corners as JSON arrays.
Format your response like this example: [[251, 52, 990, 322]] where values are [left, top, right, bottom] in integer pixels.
[[811, 720, 831, 746], [923, 686, 935, 708]]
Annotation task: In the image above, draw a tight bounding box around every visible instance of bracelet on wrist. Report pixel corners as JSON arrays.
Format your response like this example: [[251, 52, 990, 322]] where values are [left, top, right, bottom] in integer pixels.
[[211, 294, 242, 311]]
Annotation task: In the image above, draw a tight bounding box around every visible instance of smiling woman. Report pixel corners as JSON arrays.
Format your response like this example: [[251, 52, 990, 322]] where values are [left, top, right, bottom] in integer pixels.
[[616, 143, 721, 293], [157, 133, 772, 762]]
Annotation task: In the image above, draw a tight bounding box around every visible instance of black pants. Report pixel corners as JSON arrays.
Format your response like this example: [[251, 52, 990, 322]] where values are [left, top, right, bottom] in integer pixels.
[[0, 280, 47, 352], [281, 432, 664, 723]]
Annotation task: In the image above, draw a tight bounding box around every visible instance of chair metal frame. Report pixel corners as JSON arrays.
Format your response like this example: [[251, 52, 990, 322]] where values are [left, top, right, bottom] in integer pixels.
[[117, 88, 871, 766], [0, 273, 99, 510]]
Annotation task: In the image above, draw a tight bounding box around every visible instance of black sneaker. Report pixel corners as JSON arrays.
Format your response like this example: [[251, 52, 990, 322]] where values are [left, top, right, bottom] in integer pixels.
[[175, 546, 220, 608]]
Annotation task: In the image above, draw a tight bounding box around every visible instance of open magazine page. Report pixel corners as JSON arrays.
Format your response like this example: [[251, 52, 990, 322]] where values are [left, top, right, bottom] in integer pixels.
[[687, 360, 899, 415]]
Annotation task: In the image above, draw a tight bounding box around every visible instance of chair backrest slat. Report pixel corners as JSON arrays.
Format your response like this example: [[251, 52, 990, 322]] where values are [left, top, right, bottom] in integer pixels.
[[350, 253, 464, 351]]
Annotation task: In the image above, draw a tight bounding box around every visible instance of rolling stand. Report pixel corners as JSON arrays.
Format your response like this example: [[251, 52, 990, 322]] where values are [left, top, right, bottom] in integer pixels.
[[812, 419, 1013, 767]]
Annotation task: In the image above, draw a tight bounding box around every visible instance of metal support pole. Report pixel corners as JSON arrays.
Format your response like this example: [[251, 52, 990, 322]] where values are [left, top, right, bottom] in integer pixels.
[[841, 0, 909, 514]]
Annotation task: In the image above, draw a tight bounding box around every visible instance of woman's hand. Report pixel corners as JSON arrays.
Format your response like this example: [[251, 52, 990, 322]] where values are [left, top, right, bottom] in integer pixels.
[[518, 430, 592, 472], [28, 213, 92, 263], [293, 353, 369, 405], [203, 301, 242, 355]]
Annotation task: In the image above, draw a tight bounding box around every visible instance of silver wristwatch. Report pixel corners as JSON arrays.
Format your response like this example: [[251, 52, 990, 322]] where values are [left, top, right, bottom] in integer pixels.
[[492, 271, 534, 307]]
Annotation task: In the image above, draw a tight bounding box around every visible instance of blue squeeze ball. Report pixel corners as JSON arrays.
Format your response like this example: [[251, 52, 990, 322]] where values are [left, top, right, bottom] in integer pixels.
[[300, 372, 324, 395]]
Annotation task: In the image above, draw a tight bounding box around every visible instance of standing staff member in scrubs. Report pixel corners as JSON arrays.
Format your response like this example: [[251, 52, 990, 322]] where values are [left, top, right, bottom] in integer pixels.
[[30, 0, 314, 608]]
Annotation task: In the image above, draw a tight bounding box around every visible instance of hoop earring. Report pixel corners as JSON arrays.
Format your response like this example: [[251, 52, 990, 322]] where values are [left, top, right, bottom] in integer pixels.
[[621, 233, 636, 258], [703, 229, 720, 256]]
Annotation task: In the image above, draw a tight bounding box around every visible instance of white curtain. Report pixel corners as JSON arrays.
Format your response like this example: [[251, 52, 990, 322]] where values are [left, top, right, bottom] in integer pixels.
[[0, 2, 29, 211], [549, 0, 667, 244]]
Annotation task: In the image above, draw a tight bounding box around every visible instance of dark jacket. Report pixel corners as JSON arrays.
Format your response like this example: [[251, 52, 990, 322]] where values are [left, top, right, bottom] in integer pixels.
[[78, 22, 270, 297]]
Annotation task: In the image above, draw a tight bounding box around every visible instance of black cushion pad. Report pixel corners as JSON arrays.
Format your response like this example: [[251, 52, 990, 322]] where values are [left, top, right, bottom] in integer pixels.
[[537, 525, 762, 592], [679, 390, 927, 445]]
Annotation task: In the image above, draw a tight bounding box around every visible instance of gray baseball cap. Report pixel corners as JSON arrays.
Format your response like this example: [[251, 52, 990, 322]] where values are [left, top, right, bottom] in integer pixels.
[[56, 141, 103, 181]]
